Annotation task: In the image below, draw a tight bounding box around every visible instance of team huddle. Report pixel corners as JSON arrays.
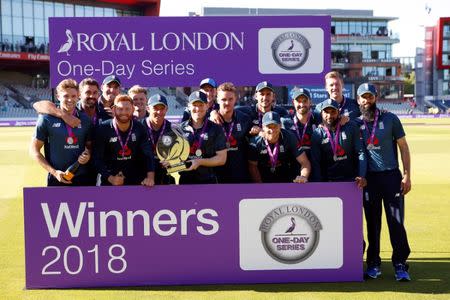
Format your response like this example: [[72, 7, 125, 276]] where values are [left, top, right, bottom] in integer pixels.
[[29, 71, 412, 281]]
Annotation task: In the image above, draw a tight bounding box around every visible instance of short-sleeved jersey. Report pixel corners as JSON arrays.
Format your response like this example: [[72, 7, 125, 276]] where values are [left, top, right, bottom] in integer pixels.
[[179, 119, 227, 184], [34, 110, 93, 176], [314, 96, 361, 123], [281, 112, 320, 159], [76, 101, 111, 126], [355, 110, 405, 172], [248, 129, 303, 183], [96, 97, 114, 124], [214, 110, 253, 183], [141, 118, 175, 184], [310, 121, 366, 182], [181, 102, 220, 122], [235, 104, 289, 128], [93, 119, 154, 185]]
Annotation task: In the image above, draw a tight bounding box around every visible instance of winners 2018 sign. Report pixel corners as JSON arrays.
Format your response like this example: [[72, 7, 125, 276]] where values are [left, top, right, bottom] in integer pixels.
[[24, 183, 362, 288], [49, 16, 330, 87]]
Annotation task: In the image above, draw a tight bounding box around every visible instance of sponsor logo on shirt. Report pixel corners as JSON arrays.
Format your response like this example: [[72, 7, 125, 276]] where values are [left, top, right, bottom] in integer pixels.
[[109, 137, 118, 143], [52, 123, 61, 127]]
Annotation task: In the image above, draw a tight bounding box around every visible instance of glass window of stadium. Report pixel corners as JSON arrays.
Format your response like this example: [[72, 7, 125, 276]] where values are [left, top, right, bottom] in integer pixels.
[[335, 21, 349, 35], [443, 54, 450, 66], [379, 84, 400, 99], [370, 21, 388, 36], [443, 81, 450, 95], [0, 0, 142, 49], [349, 21, 366, 36], [444, 25, 450, 37], [444, 70, 450, 81], [443, 40, 449, 52]]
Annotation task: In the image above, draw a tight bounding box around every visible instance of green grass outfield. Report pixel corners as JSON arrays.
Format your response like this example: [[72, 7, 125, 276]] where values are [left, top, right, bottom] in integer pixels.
[[1, 118, 449, 300]]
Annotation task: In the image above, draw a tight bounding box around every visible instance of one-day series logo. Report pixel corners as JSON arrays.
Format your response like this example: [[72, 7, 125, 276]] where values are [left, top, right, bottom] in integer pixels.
[[259, 204, 322, 264], [258, 27, 325, 75], [271, 32, 311, 70]]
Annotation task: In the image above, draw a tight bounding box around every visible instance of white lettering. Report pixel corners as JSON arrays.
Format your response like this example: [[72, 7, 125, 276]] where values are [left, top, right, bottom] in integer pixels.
[[127, 210, 150, 236], [99, 210, 123, 237], [197, 209, 219, 235], [41, 202, 86, 238]]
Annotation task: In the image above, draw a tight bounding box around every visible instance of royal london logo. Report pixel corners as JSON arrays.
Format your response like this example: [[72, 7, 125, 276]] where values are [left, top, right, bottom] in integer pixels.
[[57, 29, 74, 56], [271, 32, 311, 70], [259, 204, 322, 264]]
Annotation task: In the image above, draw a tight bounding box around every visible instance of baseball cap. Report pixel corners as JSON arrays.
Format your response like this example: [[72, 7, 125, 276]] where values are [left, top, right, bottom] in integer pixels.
[[292, 88, 311, 101], [321, 99, 339, 111], [200, 78, 217, 89], [188, 90, 208, 104], [256, 81, 274, 93], [147, 94, 167, 107], [102, 75, 121, 86], [357, 83, 377, 97], [262, 111, 281, 126]]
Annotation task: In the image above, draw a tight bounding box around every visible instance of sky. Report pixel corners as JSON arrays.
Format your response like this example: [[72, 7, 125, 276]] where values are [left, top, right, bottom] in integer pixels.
[[159, 0, 450, 58]]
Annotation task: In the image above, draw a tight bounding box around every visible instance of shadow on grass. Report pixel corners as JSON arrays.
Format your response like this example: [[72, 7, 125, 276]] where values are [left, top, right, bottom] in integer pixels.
[[81, 260, 449, 294]]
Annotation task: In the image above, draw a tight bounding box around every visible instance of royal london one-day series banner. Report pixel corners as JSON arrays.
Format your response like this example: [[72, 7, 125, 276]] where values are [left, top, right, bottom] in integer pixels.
[[24, 183, 362, 289], [49, 16, 330, 87]]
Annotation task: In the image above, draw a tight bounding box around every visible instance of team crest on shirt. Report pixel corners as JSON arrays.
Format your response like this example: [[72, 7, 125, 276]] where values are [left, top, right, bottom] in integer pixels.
[[131, 133, 136, 142], [236, 123, 242, 131]]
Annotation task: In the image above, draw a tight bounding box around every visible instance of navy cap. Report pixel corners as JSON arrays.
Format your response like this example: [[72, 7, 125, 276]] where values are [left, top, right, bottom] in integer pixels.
[[262, 111, 281, 126], [256, 81, 274, 93], [200, 78, 217, 88], [102, 75, 121, 86], [292, 88, 311, 101], [357, 83, 377, 97], [321, 99, 339, 111], [188, 90, 208, 104], [147, 94, 167, 107]]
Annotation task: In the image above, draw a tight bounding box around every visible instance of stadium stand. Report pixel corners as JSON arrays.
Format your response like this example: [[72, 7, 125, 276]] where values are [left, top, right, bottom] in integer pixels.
[[429, 100, 450, 112], [13, 84, 52, 103], [376, 101, 421, 115]]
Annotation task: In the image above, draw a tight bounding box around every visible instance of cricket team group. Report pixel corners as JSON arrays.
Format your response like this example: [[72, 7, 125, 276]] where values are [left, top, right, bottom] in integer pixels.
[[29, 71, 412, 281]]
